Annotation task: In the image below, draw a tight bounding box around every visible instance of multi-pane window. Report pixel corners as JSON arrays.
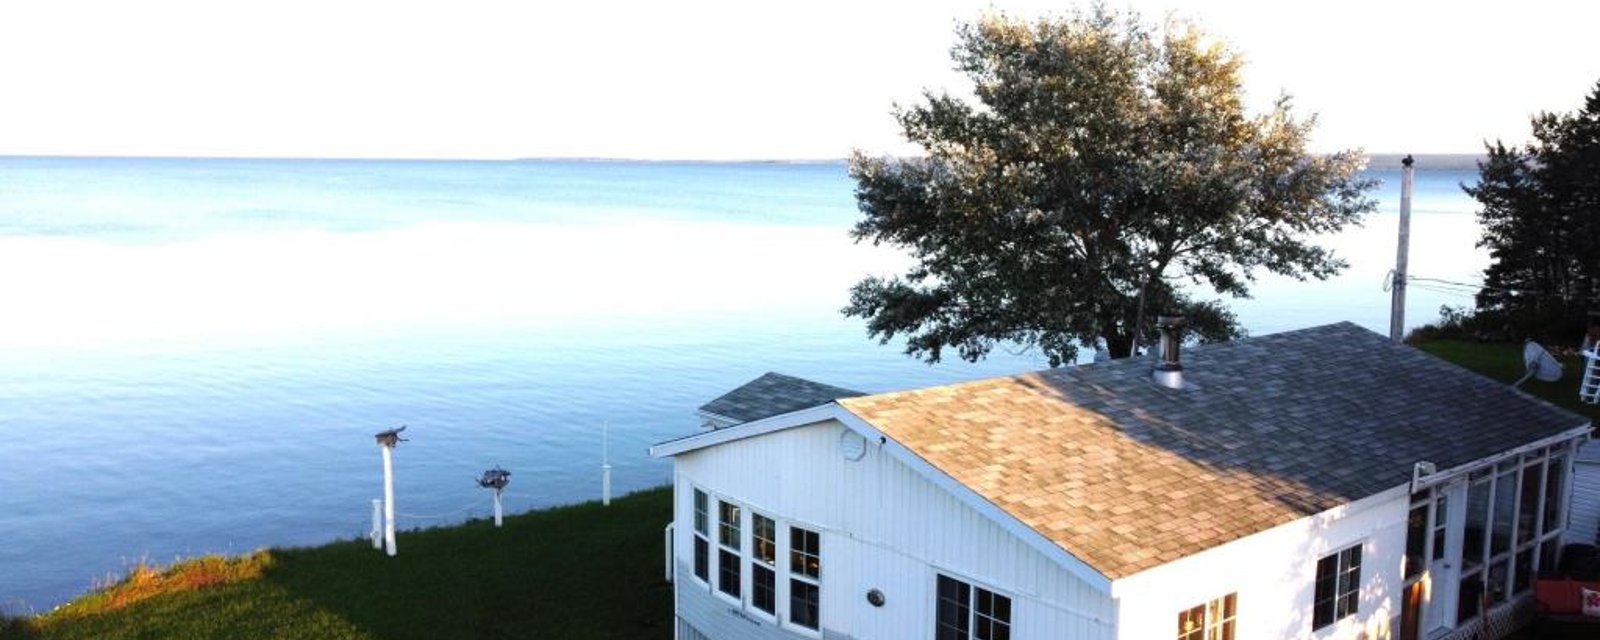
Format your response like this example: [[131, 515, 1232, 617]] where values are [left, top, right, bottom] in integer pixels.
[[1312, 545, 1361, 630], [1406, 445, 1574, 625], [751, 513, 777, 615], [692, 489, 710, 583], [937, 574, 1012, 640], [717, 501, 741, 598], [691, 494, 822, 632], [790, 526, 821, 630], [1177, 593, 1236, 640]]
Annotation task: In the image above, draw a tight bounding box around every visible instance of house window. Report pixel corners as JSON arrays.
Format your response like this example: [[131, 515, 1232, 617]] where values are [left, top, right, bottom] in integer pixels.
[[1177, 593, 1236, 640], [692, 489, 710, 583], [1313, 544, 1361, 630], [790, 526, 821, 630], [717, 500, 741, 598], [752, 513, 777, 615], [936, 574, 1012, 640]]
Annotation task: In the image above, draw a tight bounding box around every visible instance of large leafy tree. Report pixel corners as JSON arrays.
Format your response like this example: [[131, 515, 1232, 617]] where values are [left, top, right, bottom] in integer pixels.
[[845, 8, 1376, 365], [1466, 80, 1600, 340]]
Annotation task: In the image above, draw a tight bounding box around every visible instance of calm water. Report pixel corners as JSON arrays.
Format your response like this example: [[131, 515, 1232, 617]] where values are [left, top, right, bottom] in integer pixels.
[[0, 157, 1484, 611]]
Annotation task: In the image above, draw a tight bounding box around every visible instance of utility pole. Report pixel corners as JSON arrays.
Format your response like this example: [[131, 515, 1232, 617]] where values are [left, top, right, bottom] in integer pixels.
[[1390, 155, 1415, 343]]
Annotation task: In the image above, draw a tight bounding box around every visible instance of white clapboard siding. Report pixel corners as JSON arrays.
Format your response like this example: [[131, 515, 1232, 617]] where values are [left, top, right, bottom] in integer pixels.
[[1109, 487, 1409, 640], [672, 419, 1115, 640], [1566, 442, 1600, 546]]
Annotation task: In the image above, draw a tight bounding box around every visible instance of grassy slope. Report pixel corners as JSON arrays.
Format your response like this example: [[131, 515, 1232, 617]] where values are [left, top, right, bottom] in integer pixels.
[[2, 487, 673, 640], [1413, 339, 1600, 421]]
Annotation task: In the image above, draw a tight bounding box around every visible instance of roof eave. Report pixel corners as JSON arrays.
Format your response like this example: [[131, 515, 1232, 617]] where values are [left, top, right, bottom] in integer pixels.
[[649, 403, 842, 458]]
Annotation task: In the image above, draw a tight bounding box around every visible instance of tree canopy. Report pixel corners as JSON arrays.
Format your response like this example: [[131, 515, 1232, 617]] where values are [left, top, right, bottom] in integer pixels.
[[1465, 80, 1600, 341], [844, 8, 1376, 365]]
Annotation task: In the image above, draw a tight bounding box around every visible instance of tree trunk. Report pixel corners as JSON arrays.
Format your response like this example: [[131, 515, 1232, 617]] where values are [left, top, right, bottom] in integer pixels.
[[1104, 331, 1135, 359]]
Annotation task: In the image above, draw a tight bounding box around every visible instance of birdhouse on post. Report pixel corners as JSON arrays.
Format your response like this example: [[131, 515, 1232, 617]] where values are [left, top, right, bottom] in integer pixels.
[[375, 425, 407, 556], [476, 466, 512, 527]]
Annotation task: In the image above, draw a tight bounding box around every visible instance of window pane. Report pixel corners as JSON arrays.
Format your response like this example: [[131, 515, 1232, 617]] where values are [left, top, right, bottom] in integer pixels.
[[1313, 555, 1337, 603], [718, 549, 740, 598], [693, 489, 708, 535], [1518, 462, 1542, 546], [1514, 548, 1533, 594], [753, 514, 776, 565], [974, 587, 1011, 640], [1405, 504, 1428, 580], [1432, 494, 1449, 561], [790, 579, 819, 630], [718, 501, 740, 549], [752, 565, 775, 614], [1544, 456, 1566, 534], [790, 526, 820, 579], [1540, 539, 1560, 577], [693, 537, 708, 581], [1491, 470, 1517, 555], [1312, 601, 1333, 630], [938, 576, 971, 639], [1487, 558, 1509, 604], [1464, 481, 1491, 571], [1457, 572, 1483, 623], [1178, 604, 1205, 639]]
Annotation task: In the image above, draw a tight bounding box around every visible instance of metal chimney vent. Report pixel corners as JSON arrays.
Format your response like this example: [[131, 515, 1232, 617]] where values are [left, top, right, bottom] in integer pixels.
[[1153, 316, 1186, 389]]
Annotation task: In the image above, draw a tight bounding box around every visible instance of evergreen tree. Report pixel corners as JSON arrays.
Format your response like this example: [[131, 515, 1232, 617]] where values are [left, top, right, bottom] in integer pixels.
[[1466, 80, 1600, 340]]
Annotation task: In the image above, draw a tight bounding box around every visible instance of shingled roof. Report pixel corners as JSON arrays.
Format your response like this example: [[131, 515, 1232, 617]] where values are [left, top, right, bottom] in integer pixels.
[[698, 372, 864, 426], [837, 322, 1589, 579]]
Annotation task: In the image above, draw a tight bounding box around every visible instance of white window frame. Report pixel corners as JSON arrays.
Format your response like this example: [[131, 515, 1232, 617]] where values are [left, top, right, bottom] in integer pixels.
[[690, 491, 823, 635], [788, 524, 822, 634], [1177, 592, 1236, 640], [715, 499, 742, 603], [690, 487, 711, 586], [934, 571, 1013, 640], [1311, 543, 1362, 631], [748, 511, 778, 621]]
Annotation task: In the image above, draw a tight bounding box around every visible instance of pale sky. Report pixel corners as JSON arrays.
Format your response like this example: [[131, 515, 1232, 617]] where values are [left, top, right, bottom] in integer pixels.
[[1, 0, 1596, 160]]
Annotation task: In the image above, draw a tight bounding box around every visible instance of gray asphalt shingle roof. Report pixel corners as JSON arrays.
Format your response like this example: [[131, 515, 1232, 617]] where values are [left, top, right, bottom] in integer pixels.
[[839, 322, 1590, 578], [698, 372, 864, 425]]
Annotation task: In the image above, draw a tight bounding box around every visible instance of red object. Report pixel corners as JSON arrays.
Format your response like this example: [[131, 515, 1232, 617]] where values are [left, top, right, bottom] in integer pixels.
[[1534, 578, 1600, 616]]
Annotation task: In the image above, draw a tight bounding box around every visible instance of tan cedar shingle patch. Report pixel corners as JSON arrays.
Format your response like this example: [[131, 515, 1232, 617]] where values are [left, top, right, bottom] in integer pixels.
[[837, 323, 1586, 579]]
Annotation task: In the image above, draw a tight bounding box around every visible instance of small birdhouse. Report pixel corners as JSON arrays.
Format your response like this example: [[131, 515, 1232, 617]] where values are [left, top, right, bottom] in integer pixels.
[[375, 425, 407, 448]]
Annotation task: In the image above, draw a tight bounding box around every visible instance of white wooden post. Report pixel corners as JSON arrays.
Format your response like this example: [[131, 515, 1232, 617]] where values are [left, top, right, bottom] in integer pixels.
[[602, 422, 612, 506], [370, 499, 383, 550], [381, 444, 397, 556], [493, 488, 504, 528]]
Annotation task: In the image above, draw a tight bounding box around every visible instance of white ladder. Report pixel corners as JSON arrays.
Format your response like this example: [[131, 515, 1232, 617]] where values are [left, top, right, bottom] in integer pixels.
[[1581, 348, 1600, 403]]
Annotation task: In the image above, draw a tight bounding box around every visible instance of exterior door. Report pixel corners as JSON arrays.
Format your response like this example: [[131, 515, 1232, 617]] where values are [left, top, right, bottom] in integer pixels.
[[1427, 484, 1464, 635]]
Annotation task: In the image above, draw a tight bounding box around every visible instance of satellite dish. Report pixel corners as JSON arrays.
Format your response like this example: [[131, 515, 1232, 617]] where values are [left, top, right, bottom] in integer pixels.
[[1513, 340, 1562, 388]]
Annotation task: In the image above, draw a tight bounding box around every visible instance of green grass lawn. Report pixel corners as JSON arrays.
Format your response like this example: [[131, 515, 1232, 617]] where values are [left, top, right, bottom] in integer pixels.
[[1, 487, 673, 640], [1413, 339, 1600, 422]]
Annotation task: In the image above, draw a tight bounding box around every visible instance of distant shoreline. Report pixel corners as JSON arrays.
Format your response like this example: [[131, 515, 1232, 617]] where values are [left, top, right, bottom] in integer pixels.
[[1, 153, 1485, 170]]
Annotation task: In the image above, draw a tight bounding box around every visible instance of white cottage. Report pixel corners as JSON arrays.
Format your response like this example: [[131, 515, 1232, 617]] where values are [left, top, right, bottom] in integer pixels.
[[650, 323, 1593, 640]]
